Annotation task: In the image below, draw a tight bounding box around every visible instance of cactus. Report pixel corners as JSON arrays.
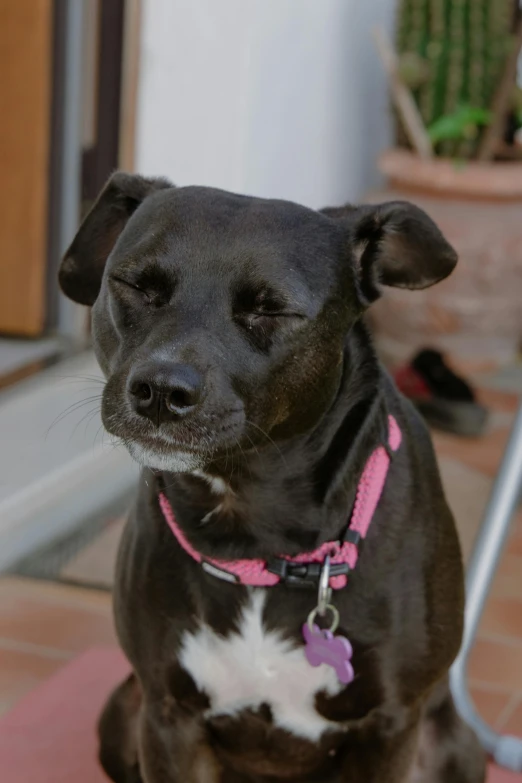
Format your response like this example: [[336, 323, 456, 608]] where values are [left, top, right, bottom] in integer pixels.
[[396, 0, 516, 157]]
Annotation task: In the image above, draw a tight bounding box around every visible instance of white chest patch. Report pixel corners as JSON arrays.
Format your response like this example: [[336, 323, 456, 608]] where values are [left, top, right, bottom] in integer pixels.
[[179, 591, 344, 741]]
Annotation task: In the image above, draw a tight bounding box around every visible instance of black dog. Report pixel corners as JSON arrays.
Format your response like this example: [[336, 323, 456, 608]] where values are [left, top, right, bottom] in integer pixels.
[[59, 174, 485, 782]]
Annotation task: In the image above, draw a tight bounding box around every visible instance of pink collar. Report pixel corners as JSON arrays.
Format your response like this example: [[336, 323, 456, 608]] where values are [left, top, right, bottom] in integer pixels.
[[159, 415, 401, 590]]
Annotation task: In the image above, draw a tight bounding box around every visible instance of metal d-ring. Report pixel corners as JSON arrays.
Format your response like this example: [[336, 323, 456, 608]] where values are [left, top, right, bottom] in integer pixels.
[[307, 603, 340, 635], [318, 555, 332, 616]]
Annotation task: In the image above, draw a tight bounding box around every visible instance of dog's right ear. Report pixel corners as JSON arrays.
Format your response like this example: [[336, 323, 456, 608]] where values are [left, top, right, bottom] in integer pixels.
[[322, 200, 457, 305], [59, 172, 173, 306]]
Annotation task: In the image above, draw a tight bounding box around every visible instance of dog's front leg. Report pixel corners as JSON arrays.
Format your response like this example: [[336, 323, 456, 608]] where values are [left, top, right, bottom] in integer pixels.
[[139, 706, 221, 783], [338, 715, 420, 783]]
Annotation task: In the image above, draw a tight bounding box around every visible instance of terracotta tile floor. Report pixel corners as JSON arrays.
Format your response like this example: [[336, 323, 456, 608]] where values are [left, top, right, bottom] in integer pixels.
[[0, 578, 116, 717], [461, 385, 522, 738], [0, 382, 521, 740]]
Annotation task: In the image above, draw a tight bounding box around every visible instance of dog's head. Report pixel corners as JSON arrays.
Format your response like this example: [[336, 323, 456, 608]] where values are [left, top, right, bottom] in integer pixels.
[[59, 173, 456, 472]]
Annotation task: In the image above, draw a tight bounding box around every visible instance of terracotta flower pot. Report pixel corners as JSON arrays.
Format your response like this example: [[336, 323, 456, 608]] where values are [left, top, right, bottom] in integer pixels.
[[368, 149, 522, 368]]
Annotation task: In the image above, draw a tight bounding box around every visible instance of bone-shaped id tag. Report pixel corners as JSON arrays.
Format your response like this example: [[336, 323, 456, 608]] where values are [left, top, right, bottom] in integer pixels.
[[301, 556, 354, 685], [302, 621, 354, 684]]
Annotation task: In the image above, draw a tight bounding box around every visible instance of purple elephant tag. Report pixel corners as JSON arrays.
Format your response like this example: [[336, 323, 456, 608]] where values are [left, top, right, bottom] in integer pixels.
[[302, 623, 354, 685]]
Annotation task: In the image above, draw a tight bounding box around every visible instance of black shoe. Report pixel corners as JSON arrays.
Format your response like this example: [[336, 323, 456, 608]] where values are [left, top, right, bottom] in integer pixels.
[[395, 349, 489, 437]]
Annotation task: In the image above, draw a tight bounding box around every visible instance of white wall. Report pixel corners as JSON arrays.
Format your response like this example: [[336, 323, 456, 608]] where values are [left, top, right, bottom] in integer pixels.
[[136, 0, 395, 209]]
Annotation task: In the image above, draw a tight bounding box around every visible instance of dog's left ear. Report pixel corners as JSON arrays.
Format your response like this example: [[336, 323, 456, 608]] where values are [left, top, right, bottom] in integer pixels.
[[59, 172, 173, 306], [322, 200, 457, 304]]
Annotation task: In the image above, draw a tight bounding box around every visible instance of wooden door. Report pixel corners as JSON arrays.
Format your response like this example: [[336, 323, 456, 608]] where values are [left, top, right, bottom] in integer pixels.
[[0, 0, 53, 335]]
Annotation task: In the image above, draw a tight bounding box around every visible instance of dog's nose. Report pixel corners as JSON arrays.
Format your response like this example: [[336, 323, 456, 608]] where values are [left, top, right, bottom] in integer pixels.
[[128, 362, 204, 424]]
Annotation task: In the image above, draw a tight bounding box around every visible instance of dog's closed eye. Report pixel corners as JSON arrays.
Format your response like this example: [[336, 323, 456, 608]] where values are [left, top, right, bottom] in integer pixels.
[[234, 285, 282, 313], [232, 286, 305, 351], [110, 268, 173, 308], [233, 285, 305, 319], [111, 276, 148, 295]]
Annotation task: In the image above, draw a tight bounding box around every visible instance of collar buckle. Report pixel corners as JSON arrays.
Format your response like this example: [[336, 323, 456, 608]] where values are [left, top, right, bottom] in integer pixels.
[[267, 558, 350, 588]]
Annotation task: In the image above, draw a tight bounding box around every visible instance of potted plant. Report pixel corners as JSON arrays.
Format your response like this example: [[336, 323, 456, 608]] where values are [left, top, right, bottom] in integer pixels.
[[370, 0, 522, 368]]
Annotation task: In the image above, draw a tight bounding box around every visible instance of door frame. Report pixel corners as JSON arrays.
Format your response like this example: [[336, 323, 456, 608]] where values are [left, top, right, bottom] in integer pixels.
[[48, 0, 140, 341]]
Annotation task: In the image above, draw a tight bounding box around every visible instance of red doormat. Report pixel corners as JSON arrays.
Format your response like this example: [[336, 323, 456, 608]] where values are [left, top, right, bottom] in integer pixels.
[[0, 647, 129, 783], [491, 768, 522, 783], [0, 646, 519, 782]]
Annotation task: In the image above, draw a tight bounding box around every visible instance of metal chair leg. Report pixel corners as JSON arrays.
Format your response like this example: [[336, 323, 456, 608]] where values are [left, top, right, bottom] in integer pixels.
[[450, 399, 522, 772]]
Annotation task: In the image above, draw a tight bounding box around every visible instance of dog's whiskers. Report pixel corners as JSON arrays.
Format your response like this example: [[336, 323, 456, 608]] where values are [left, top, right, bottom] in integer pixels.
[[71, 405, 103, 442], [55, 374, 105, 385], [45, 395, 104, 440]]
